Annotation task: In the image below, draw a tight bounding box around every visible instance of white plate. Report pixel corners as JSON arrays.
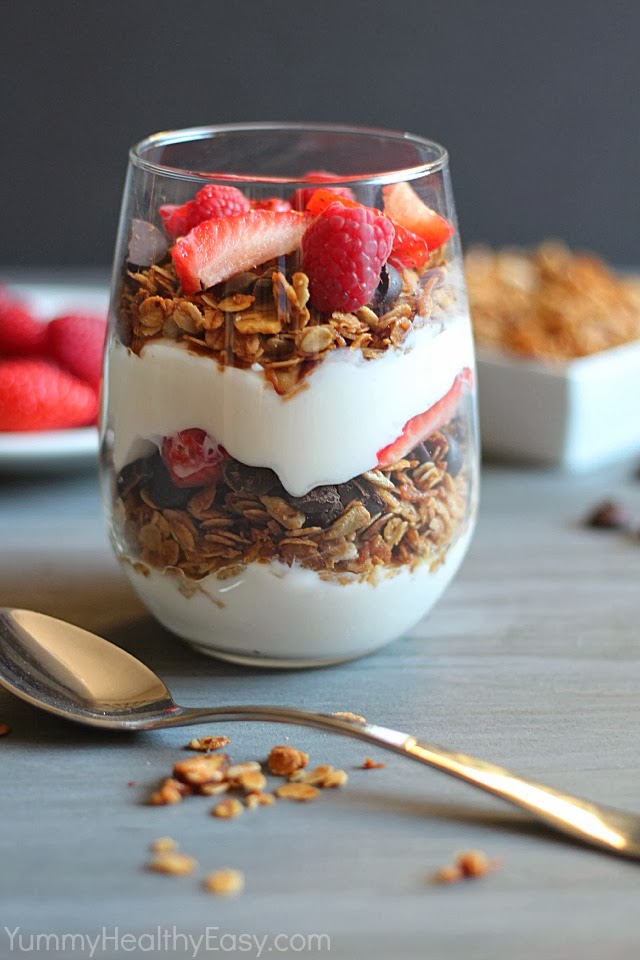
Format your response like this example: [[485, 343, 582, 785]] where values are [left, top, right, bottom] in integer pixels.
[[0, 279, 110, 473], [476, 339, 640, 470], [0, 427, 99, 472]]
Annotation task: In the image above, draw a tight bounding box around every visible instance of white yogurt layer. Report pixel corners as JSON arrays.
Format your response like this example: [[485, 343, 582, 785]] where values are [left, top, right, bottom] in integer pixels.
[[106, 311, 474, 497], [122, 527, 473, 664]]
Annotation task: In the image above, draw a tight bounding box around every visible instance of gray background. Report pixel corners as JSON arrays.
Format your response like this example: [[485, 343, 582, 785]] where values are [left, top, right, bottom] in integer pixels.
[[2, 0, 639, 268]]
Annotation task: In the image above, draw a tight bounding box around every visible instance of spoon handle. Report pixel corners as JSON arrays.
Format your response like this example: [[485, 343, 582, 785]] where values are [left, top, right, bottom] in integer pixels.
[[156, 704, 639, 859]]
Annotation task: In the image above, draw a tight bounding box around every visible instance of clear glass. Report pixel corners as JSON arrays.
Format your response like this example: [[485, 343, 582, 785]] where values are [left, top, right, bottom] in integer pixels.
[[100, 123, 479, 667]]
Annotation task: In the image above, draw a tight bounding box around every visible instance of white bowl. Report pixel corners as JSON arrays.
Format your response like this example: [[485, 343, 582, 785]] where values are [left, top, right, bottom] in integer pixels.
[[476, 340, 640, 470]]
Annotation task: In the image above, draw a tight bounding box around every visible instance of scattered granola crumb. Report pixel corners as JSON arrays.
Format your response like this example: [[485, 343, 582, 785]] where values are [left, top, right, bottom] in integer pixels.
[[275, 782, 320, 802], [148, 778, 190, 806], [234, 770, 267, 793], [147, 852, 198, 876], [127, 781, 137, 787], [332, 712, 366, 724], [430, 850, 501, 885], [204, 869, 245, 896], [289, 764, 347, 788], [457, 849, 497, 878], [186, 735, 231, 752], [431, 864, 463, 885], [198, 782, 230, 797], [172, 753, 229, 786], [212, 797, 244, 819], [245, 792, 275, 809], [267, 744, 309, 776], [149, 837, 178, 854], [360, 757, 386, 769], [322, 769, 348, 788], [0, 723, 11, 737]]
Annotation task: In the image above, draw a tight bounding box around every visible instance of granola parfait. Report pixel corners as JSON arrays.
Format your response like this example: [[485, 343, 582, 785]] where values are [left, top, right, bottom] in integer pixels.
[[100, 124, 479, 666]]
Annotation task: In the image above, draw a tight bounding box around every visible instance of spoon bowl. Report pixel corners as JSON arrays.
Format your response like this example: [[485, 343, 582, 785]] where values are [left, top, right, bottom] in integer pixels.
[[1, 607, 639, 860]]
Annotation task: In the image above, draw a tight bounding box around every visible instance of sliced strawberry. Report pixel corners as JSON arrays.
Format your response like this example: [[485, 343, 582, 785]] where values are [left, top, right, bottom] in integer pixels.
[[161, 429, 226, 488], [290, 171, 354, 210], [171, 210, 312, 294], [304, 189, 429, 271], [382, 182, 454, 251], [387, 223, 430, 271], [251, 197, 292, 212], [376, 369, 472, 468], [305, 188, 360, 216]]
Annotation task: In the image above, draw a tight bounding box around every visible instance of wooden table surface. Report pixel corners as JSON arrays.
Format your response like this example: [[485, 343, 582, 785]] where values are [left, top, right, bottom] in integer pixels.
[[1, 447, 640, 958]]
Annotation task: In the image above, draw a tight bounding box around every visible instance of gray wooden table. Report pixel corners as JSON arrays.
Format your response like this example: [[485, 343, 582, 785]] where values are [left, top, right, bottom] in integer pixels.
[[1, 456, 640, 960]]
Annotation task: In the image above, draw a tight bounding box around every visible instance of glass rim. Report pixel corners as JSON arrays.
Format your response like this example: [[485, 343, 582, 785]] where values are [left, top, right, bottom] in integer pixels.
[[129, 121, 449, 185]]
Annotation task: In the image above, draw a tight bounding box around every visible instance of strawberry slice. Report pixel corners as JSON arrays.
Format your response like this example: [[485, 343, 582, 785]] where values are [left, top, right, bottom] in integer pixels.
[[171, 210, 312, 294], [290, 171, 354, 210], [251, 197, 292, 212], [161, 429, 226, 487], [376, 369, 472, 468], [387, 222, 430, 271], [382, 182, 454, 251]]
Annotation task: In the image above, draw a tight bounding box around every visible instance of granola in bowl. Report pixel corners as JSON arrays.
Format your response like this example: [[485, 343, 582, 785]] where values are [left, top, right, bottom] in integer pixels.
[[101, 128, 478, 665]]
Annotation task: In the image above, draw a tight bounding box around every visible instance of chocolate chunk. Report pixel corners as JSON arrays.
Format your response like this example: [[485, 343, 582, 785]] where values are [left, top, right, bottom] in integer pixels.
[[221, 272, 259, 296], [222, 458, 279, 497], [337, 478, 384, 516], [252, 275, 275, 305], [369, 264, 403, 315], [411, 443, 432, 465], [289, 486, 343, 527], [584, 499, 633, 531], [145, 453, 193, 509], [117, 457, 152, 498]]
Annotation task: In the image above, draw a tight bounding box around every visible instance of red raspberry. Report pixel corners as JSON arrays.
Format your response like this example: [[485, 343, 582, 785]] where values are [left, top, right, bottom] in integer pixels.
[[0, 358, 98, 431], [159, 185, 250, 238], [0, 294, 47, 356], [46, 313, 107, 390], [301, 202, 395, 312], [161, 428, 226, 487]]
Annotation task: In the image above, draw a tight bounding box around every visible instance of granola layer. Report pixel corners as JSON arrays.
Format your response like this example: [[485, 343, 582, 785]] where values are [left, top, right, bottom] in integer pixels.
[[115, 423, 468, 585], [116, 254, 455, 397]]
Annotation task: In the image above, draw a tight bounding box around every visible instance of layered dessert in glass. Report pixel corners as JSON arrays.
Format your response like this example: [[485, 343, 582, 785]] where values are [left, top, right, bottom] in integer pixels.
[[101, 124, 478, 666]]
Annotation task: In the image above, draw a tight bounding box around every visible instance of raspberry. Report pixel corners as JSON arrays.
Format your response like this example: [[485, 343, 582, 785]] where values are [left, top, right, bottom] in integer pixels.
[[301, 202, 395, 312], [46, 313, 107, 390], [0, 358, 98, 431], [161, 428, 226, 487], [160, 185, 250, 238], [0, 294, 47, 356]]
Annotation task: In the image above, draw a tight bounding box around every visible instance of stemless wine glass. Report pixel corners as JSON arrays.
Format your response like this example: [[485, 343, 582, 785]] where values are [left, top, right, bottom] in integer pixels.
[[100, 123, 479, 667]]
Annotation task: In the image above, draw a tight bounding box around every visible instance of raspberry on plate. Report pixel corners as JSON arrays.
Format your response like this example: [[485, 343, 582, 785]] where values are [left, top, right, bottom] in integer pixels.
[[301, 201, 395, 312], [0, 294, 48, 357], [0, 358, 99, 432], [46, 313, 107, 390], [159, 184, 251, 238]]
